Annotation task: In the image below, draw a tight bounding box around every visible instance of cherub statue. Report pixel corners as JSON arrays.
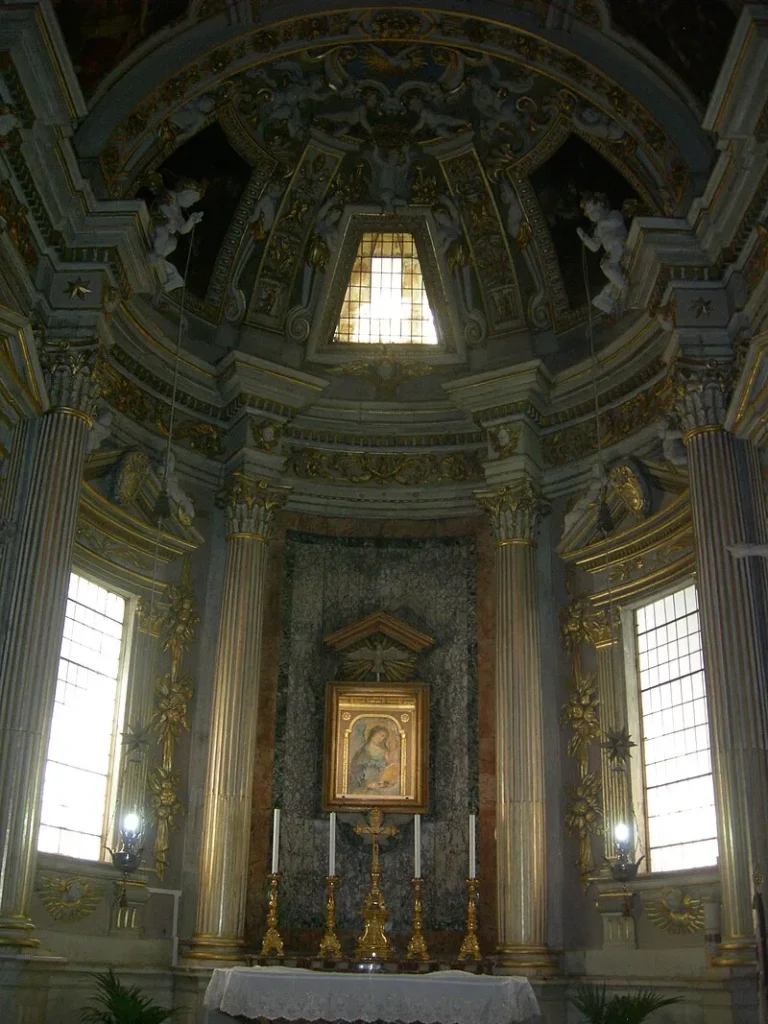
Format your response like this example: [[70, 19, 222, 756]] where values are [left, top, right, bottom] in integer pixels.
[[85, 407, 113, 453], [319, 87, 380, 138], [407, 92, 469, 139], [498, 179, 524, 241], [576, 192, 628, 315], [368, 146, 410, 212], [432, 194, 463, 257], [249, 178, 284, 242], [169, 94, 216, 142], [149, 181, 205, 292], [155, 449, 195, 525]]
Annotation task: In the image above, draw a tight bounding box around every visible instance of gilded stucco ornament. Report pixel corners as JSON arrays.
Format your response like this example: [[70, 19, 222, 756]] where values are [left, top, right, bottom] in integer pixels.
[[486, 424, 521, 460], [609, 459, 651, 517], [327, 358, 435, 398], [646, 889, 705, 935], [561, 597, 615, 656], [36, 876, 103, 922], [147, 557, 199, 879], [0, 178, 37, 266], [565, 773, 603, 845], [113, 450, 153, 506], [342, 637, 417, 682], [561, 672, 601, 765], [290, 448, 483, 487]]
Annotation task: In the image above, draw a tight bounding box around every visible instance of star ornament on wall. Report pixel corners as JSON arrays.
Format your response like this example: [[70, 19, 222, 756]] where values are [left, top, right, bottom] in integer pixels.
[[67, 277, 92, 300], [601, 726, 636, 765]]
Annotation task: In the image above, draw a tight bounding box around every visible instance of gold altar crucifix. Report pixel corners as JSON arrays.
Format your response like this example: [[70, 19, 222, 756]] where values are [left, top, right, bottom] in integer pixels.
[[354, 808, 398, 959]]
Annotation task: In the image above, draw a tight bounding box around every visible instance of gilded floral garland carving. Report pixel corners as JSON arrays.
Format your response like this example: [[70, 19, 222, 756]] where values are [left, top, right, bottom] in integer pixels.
[[147, 557, 199, 879]]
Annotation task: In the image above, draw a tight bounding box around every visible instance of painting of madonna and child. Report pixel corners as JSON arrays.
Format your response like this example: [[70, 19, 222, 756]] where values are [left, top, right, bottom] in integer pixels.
[[323, 683, 428, 813]]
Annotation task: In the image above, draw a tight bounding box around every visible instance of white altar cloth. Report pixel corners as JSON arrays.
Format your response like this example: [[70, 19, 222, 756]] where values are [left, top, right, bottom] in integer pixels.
[[204, 966, 541, 1024]]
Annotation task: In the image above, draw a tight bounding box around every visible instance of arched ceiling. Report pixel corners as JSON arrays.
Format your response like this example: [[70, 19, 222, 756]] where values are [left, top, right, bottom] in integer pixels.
[[60, 2, 728, 376]]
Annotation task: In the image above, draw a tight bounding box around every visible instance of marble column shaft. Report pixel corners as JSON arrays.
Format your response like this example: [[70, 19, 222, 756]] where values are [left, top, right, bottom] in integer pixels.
[[190, 476, 287, 959], [0, 346, 98, 945], [686, 425, 768, 962], [479, 480, 553, 969]]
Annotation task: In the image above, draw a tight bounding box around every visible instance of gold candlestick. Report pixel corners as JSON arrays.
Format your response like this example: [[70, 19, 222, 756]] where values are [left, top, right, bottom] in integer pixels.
[[458, 877, 481, 961], [318, 875, 343, 959], [354, 809, 398, 960], [406, 877, 429, 961], [260, 872, 285, 956]]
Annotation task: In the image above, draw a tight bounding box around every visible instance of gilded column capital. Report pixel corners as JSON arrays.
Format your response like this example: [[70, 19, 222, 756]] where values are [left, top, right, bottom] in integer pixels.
[[561, 597, 618, 656], [476, 478, 550, 546], [672, 358, 734, 441], [39, 340, 104, 424], [217, 473, 290, 539]]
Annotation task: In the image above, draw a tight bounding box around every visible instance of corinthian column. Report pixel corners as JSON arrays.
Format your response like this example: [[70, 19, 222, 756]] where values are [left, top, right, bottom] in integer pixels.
[[188, 473, 289, 961], [0, 341, 101, 948], [676, 359, 768, 965], [477, 478, 555, 971]]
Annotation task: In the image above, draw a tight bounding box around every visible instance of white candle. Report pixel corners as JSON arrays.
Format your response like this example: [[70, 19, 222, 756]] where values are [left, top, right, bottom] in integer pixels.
[[329, 812, 337, 876], [469, 813, 476, 879], [414, 814, 421, 878], [271, 808, 281, 874]]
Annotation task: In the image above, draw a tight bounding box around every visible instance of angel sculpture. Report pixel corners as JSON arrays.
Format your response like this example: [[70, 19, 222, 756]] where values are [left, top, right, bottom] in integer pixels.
[[249, 179, 284, 242], [407, 92, 470, 139], [149, 181, 205, 292], [319, 87, 381, 138], [368, 146, 411, 212], [576, 192, 628, 315]]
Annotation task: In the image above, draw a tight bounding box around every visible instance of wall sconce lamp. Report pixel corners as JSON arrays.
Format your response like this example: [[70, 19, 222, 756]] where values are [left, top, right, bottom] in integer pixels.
[[107, 813, 144, 905], [609, 823, 644, 916]]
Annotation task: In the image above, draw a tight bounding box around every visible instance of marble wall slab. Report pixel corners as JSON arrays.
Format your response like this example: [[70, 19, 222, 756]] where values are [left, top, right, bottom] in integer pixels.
[[269, 531, 479, 940]]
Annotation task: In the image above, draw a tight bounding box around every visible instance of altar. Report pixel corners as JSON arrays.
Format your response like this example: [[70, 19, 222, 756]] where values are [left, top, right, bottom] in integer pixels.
[[204, 966, 541, 1024]]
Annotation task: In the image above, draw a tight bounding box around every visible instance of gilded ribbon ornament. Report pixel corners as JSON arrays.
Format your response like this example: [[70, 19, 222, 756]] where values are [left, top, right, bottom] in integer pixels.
[[147, 556, 200, 879]]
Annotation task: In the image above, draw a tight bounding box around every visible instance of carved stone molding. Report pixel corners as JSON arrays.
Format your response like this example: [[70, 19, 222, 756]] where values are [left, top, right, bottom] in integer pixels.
[[476, 477, 550, 546], [217, 473, 290, 537], [672, 358, 735, 439]]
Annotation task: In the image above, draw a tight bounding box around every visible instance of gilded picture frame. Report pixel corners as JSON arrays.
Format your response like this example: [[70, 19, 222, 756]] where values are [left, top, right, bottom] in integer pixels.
[[322, 682, 428, 813]]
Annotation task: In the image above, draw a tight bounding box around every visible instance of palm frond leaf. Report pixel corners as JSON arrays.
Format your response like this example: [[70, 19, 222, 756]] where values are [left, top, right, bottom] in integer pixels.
[[79, 970, 175, 1024]]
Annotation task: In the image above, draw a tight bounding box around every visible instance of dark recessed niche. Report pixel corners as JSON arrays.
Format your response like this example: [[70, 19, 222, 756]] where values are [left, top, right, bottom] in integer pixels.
[[608, 0, 737, 104], [141, 123, 252, 301], [530, 134, 638, 310]]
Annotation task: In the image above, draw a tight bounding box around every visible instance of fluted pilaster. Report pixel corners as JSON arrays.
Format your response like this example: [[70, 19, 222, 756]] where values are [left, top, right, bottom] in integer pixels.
[[477, 479, 555, 971], [685, 423, 768, 965], [188, 474, 289, 960], [0, 343, 100, 947], [594, 630, 631, 861]]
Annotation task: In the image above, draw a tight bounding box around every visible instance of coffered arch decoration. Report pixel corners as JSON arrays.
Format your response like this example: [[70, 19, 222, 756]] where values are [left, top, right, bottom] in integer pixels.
[[83, 12, 699, 341]]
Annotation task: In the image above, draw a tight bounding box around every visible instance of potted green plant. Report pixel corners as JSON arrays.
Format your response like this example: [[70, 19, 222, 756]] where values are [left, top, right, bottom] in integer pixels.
[[569, 983, 681, 1023], [80, 969, 175, 1024]]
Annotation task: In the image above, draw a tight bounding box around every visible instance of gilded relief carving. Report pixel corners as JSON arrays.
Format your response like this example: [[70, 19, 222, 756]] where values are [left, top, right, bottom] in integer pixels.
[[646, 889, 705, 935], [147, 557, 199, 879], [288, 447, 483, 486], [36, 876, 103, 922]]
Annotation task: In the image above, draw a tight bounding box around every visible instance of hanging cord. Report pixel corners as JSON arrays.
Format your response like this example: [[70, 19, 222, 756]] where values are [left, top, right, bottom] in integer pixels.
[[141, 226, 196, 685], [582, 245, 613, 539]]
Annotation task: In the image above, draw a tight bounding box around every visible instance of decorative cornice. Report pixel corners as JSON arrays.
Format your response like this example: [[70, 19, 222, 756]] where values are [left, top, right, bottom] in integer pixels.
[[287, 447, 484, 487], [476, 477, 550, 546], [217, 473, 290, 537]]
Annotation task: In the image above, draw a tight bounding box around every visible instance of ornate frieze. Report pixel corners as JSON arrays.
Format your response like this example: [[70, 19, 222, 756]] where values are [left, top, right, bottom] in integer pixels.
[[476, 478, 550, 546], [217, 473, 289, 537], [288, 447, 483, 487]]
